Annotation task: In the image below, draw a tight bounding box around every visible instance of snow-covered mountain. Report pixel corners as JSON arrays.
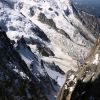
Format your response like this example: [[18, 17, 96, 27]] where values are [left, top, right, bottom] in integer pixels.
[[0, 0, 98, 100]]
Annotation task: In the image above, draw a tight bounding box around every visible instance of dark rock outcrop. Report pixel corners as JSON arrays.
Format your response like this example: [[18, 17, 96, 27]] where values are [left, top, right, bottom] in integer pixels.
[[36, 44, 55, 57], [38, 13, 57, 30], [0, 29, 48, 100], [29, 7, 35, 17], [30, 27, 50, 43]]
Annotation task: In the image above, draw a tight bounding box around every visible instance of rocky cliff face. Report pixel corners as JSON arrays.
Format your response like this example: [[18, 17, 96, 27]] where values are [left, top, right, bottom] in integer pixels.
[[0, 29, 48, 100]]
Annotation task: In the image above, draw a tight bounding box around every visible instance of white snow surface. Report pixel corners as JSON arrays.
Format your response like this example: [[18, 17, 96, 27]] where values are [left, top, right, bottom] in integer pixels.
[[0, 0, 95, 94], [0, 0, 96, 99], [0, 0, 92, 59], [92, 54, 99, 65], [0, 0, 94, 82]]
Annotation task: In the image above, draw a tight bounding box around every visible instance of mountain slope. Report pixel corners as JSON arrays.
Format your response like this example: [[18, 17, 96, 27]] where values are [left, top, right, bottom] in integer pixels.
[[0, 29, 48, 100], [0, 0, 94, 64], [0, 0, 98, 100], [57, 38, 100, 100]]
